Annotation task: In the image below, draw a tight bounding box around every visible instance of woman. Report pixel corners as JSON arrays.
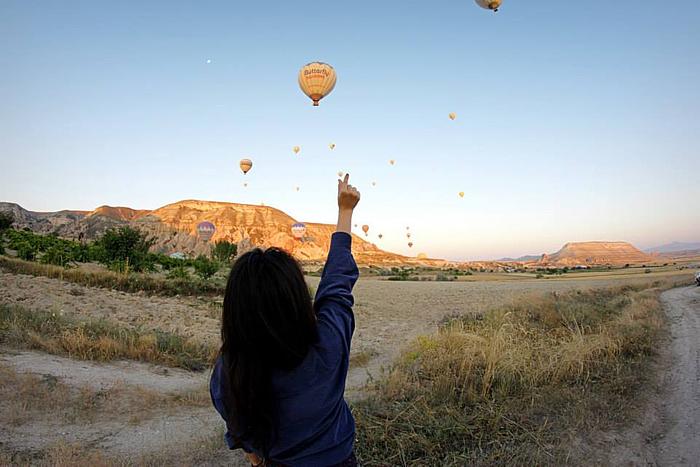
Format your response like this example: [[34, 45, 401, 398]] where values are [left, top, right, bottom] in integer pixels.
[[210, 174, 361, 466]]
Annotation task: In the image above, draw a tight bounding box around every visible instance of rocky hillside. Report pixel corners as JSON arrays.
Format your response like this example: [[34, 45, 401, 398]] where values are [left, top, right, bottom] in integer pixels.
[[0, 201, 430, 266], [537, 241, 653, 267]]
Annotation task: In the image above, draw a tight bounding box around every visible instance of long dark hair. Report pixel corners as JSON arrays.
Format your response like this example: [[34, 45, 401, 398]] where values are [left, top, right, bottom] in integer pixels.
[[220, 247, 317, 454]]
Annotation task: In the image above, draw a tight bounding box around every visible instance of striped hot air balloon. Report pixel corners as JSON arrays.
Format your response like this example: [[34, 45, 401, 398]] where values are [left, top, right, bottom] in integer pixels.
[[196, 221, 216, 242]]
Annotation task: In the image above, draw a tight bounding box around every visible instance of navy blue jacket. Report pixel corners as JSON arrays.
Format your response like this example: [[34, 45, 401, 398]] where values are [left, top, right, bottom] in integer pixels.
[[210, 232, 358, 466]]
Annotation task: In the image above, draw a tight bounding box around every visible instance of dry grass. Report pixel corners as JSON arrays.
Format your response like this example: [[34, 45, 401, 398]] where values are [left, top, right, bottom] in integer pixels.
[[0, 256, 224, 297], [353, 279, 684, 465], [0, 304, 218, 371], [350, 348, 377, 368], [0, 364, 210, 427], [0, 429, 227, 466]]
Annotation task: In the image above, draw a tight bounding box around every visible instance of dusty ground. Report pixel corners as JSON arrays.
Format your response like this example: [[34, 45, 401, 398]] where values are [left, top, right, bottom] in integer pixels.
[[0, 268, 696, 464], [602, 286, 700, 466]]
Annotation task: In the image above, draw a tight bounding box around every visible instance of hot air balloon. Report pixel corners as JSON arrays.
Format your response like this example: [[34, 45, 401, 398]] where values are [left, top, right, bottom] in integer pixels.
[[406, 226, 410, 230], [298, 62, 337, 106], [293, 146, 301, 154], [295, 186, 300, 192], [475, 0, 502, 11], [389, 159, 395, 166], [449, 112, 457, 121], [291, 223, 306, 239], [371, 181, 376, 187], [362, 225, 369, 236], [459, 191, 464, 198], [407, 232, 411, 239], [239, 158, 253, 174], [378, 233, 383, 240], [337, 171, 344, 178], [329, 143, 336, 150], [196, 221, 216, 242], [354, 223, 358, 228], [408, 242, 413, 248], [243, 182, 248, 188]]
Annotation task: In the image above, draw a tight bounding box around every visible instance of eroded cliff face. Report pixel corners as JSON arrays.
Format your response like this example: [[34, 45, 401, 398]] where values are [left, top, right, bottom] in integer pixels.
[[538, 241, 653, 266], [0, 200, 421, 265]]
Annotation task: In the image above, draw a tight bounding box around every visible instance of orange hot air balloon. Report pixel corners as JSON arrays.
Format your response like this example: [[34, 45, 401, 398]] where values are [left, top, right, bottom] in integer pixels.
[[329, 143, 336, 150], [449, 112, 457, 121], [389, 159, 395, 166], [459, 191, 464, 198], [362, 225, 369, 236], [293, 146, 300, 154], [475, 0, 502, 11], [239, 158, 253, 174], [298, 62, 337, 106], [408, 242, 413, 248]]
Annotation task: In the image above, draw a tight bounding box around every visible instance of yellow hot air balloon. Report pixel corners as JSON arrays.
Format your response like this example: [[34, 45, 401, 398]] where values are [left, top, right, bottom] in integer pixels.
[[449, 112, 457, 121], [475, 0, 502, 11], [293, 146, 301, 154], [329, 143, 336, 150], [459, 191, 464, 198], [298, 62, 337, 106], [362, 224, 369, 236], [239, 158, 253, 174], [389, 159, 395, 166]]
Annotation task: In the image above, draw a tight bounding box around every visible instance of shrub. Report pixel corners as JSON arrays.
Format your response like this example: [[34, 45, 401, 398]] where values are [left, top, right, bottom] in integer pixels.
[[167, 266, 190, 280], [16, 241, 36, 261], [211, 240, 237, 264], [40, 245, 72, 267], [193, 255, 219, 280]]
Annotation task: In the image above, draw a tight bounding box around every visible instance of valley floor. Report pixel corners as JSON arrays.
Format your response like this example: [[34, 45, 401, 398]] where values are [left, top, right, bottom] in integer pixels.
[[0, 267, 696, 465]]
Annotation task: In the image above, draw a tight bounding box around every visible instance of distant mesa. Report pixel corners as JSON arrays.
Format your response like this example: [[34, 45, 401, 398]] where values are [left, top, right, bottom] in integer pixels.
[[536, 241, 652, 267]]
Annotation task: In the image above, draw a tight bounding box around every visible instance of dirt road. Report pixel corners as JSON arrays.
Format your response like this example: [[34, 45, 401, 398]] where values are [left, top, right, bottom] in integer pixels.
[[654, 286, 700, 465]]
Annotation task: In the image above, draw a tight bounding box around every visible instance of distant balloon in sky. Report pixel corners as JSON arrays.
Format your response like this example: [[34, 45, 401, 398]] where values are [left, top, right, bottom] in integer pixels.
[[291, 223, 306, 239], [408, 242, 413, 248], [459, 191, 464, 198], [243, 182, 248, 188], [449, 112, 457, 121], [329, 143, 336, 150], [298, 62, 337, 106], [196, 221, 216, 242], [293, 146, 301, 154], [475, 0, 502, 12], [406, 232, 411, 239], [239, 158, 253, 174], [371, 181, 376, 187], [389, 159, 395, 166], [337, 171, 344, 178], [406, 226, 410, 230], [378, 233, 383, 239], [362, 225, 369, 236], [295, 186, 300, 192]]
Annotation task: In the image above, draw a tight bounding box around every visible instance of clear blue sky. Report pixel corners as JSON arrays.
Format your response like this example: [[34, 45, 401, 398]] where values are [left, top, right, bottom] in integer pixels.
[[1, 0, 698, 260]]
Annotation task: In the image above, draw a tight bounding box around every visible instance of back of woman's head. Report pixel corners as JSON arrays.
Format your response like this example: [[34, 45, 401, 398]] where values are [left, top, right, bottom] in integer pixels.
[[220, 247, 317, 453]]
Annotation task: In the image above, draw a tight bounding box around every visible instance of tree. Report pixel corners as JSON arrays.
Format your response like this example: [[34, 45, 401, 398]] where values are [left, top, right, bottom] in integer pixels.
[[95, 227, 155, 272], [212, 240, 237, 264], [0, 211, 14, 231]]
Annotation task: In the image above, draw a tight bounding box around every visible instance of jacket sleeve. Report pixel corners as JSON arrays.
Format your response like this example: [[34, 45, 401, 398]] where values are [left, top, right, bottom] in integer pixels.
[[209, 357, 243, 450], [314, 232, 359, 353]]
